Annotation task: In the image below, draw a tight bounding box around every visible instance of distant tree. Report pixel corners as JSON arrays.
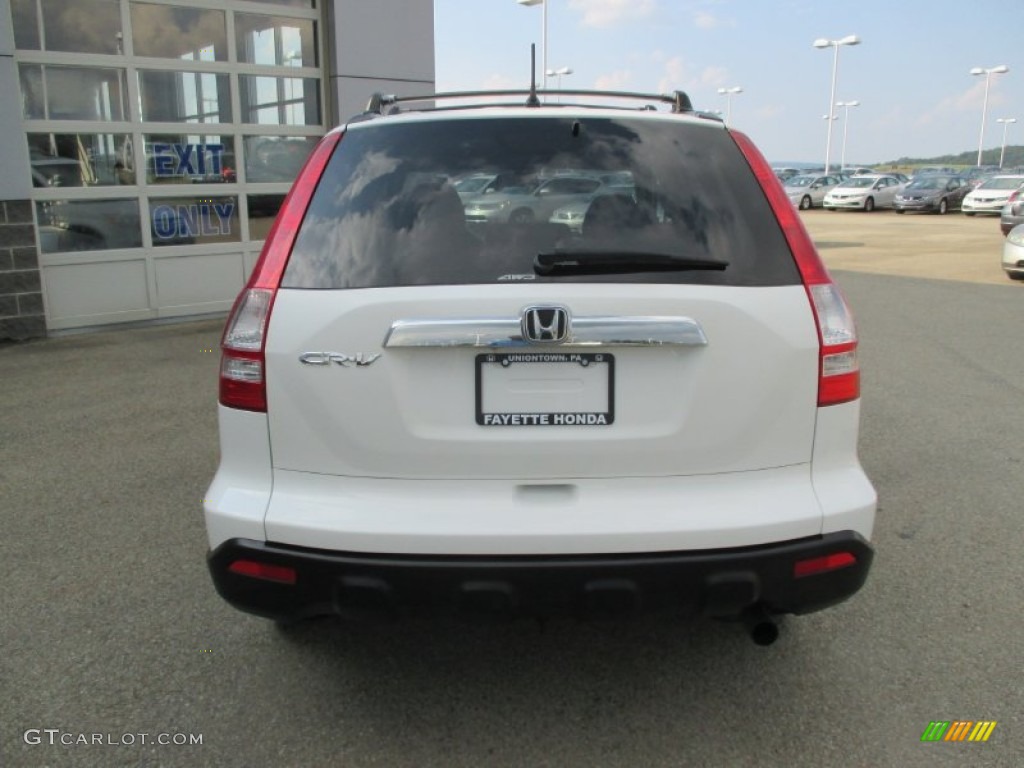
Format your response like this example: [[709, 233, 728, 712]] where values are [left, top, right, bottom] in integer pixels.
[[886, 146, 1024, 169]]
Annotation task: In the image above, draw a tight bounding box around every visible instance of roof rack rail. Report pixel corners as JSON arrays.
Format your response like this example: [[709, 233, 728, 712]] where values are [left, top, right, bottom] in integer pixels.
[[362, 89, 697, 116]]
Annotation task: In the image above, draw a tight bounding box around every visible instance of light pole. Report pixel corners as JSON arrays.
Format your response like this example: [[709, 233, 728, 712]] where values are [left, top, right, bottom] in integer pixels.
[[545, 66, 572, 90], [716, 86, 742, 126], [970, 65, 1009, 167], [517, 0, 547, 88], [813, 35, 861, 174], [835, 100, 860, 171], [997, 117, 1017, 168]]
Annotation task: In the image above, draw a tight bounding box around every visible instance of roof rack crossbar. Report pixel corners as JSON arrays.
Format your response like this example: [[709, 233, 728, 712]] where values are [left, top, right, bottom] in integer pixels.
[[362, 89, 695, 115]]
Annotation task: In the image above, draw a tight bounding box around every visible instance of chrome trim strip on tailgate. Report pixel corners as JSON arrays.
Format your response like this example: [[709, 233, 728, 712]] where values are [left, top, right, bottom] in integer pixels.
[[383, 316, 708, 348]]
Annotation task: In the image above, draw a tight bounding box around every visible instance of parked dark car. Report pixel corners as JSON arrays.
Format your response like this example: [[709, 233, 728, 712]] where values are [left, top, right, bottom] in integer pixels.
[[893, 175, 970, 214]]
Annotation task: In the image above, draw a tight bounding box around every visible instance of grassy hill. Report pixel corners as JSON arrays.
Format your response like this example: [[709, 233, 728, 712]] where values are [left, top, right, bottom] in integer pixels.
[[879, 145, 1024, 171]]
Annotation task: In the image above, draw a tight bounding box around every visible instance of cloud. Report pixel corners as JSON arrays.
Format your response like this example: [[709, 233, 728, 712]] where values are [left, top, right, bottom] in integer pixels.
[[915, 81, 1007, 129], [754, 105, 783, 121], [655, 56, 729, 95], [697, 65, 729, 88], [693, 10, 734, 29], [593, 70, 633, 90], [568, 0, 656, 28], [481, 73, 522, 90], [656, 56, 687, 94]]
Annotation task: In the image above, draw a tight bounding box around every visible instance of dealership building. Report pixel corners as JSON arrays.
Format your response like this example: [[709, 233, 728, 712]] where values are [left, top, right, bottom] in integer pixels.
[[0, 0, 434, 339]]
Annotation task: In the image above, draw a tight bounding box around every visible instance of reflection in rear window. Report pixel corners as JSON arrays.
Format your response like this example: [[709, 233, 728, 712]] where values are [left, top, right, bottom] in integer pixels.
[[284, 117, 799, 289]]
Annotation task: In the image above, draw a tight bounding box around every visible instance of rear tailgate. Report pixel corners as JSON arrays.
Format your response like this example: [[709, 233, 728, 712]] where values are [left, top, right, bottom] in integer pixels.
[[264, 283, 819, 480]]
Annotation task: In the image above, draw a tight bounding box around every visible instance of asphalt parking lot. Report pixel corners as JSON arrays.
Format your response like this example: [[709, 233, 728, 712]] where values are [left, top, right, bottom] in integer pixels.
[[2, 212, 1022, 767], [803, 207, 1011, 285]]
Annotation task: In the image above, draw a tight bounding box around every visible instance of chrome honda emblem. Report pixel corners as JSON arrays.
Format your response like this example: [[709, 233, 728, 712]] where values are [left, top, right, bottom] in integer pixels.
[[521, 306, 569, 344]]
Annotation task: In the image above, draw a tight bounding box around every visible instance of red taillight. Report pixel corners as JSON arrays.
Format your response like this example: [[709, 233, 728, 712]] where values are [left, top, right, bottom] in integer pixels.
[[1009, 190, 1021, 204], [218, 132, 342, 412], [731, 131, 860, 406], [220, 288, 273, 411], [228, 559, 297, 585], [794, 552, 857, 578]]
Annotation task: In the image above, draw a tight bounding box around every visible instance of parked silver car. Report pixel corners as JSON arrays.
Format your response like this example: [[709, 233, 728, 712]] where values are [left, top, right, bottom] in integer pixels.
[[464, 175, 605, 224], [1002, 223, 1024, 280], [823, 174, 906, 212], [784, 174, 841, 210], [999, 190, 1024, 234], [452, 172, 521, 200]]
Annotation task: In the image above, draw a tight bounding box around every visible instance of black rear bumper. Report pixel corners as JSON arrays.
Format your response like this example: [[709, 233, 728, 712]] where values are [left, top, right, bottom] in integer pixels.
[[208, 532, 873, 623]]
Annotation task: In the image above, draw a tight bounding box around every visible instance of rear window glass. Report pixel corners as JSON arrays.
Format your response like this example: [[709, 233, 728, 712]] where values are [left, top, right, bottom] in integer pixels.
[[283, 116, 799, 288]]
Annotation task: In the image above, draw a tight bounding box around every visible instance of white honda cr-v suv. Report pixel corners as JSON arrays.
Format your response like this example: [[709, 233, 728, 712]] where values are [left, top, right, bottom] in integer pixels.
[[204, 89, 876, 645]]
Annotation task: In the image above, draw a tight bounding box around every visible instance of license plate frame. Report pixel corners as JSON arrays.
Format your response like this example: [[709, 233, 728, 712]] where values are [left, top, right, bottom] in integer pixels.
[[475, 352, 615, 426]]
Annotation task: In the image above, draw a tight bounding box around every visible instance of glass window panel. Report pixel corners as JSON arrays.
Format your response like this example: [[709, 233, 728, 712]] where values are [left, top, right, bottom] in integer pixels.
[[22, 65, 128, 121], [19, 65, 45, 119], [235, 14, 317, 67], [28, 134, 135, 187], [244, 136, 317, 183], [248, 194, 286, 240], [144, 136, 236, 184], [150, 195, 240, 247], [130, 3, 227, 61], [41, 0, 121, 54], [36, 199, 142, 253], [12, 0, 41, 50], [239, 76, 320, 125], [244, 0, 314, 7], [138, 71, 231, 123]]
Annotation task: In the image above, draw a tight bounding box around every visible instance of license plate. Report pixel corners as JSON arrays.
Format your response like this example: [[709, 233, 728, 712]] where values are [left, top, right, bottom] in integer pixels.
[[475, 352, 614, 426]]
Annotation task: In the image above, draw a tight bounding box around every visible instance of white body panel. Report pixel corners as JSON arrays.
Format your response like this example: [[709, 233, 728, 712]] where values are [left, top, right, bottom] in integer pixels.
[[204, 406, 273, 547], [264, 285, 820, 480], [811, 400, 876, 539], [263, 465, 821, 554], [207, 399, 876, 553]]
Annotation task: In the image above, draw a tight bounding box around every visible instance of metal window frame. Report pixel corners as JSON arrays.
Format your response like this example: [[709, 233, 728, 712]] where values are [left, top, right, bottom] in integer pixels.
[[15, 0, 326, 277]]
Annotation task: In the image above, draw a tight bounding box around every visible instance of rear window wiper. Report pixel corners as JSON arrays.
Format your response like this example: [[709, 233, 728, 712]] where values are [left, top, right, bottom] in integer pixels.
[[534, 250, 729, 276]]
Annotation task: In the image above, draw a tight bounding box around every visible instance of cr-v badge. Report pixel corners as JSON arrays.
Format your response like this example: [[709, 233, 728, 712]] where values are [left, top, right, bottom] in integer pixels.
[[299, 352, 381, 367]]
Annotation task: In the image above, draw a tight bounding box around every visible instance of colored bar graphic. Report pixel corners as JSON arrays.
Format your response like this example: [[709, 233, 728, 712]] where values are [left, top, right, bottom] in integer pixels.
[[921, 720, 996, 743], [944, 721, 973, 741], [921, 722, 950, 742], [969, 722, 997, 742]]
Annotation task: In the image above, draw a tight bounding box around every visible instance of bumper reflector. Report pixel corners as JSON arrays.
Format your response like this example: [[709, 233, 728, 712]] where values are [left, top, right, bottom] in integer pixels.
[[228, 560, 297, 585], [794, 552, 856, 579]]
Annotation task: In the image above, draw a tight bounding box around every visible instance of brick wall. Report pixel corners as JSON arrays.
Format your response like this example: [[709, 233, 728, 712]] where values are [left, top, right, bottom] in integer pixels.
[[0, 199, 44, 341]]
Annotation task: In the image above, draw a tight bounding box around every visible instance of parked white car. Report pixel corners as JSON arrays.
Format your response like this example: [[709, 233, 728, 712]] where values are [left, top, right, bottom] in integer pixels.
[[962, 175, 1024, 216], [823, 174, 906, 212]]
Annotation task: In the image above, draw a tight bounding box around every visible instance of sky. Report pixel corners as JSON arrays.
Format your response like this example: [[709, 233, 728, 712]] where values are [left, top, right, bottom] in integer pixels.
[[433, 0, 1022, 166]]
